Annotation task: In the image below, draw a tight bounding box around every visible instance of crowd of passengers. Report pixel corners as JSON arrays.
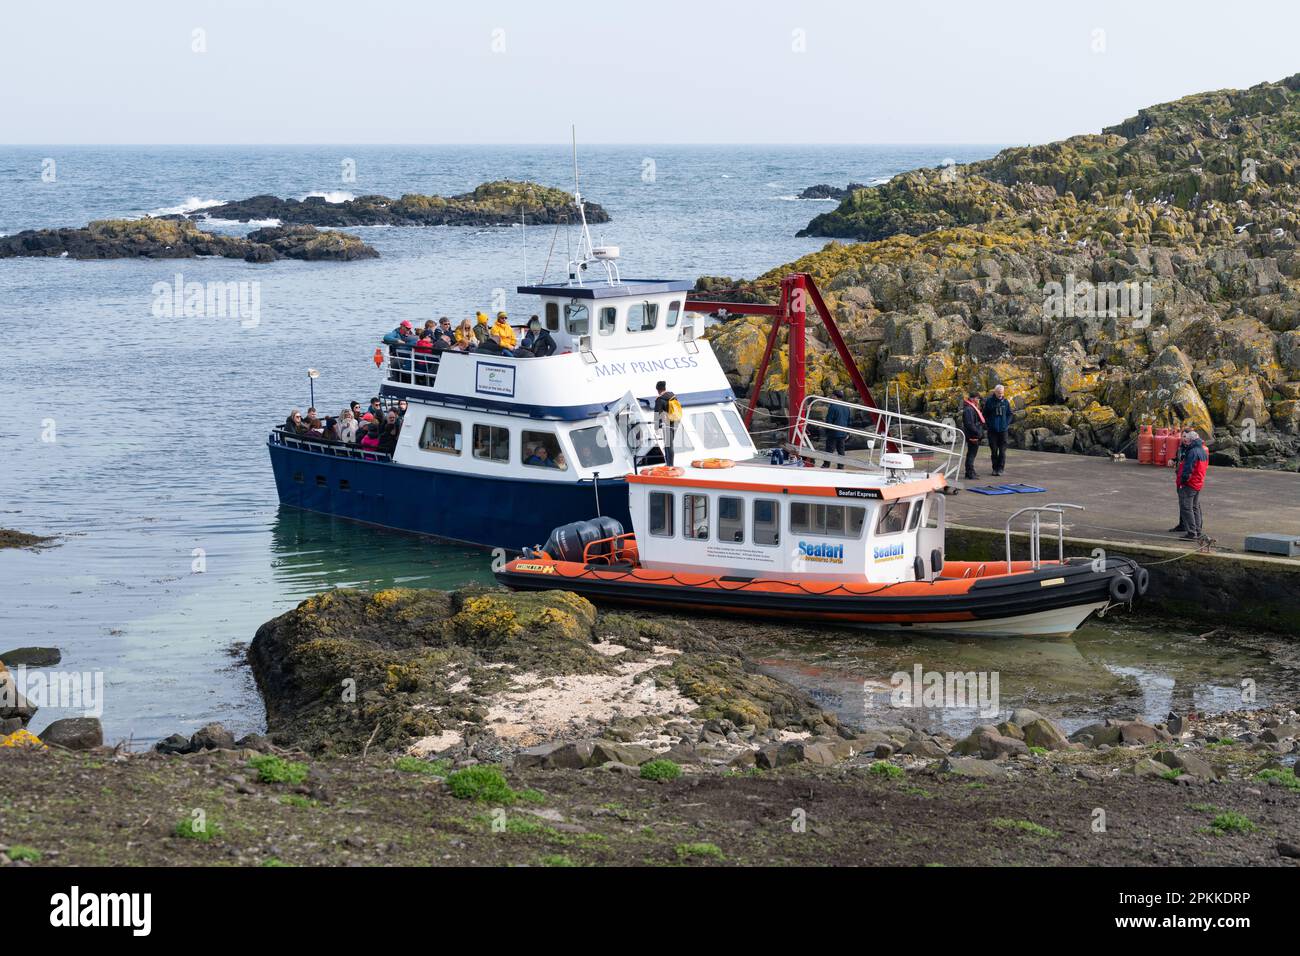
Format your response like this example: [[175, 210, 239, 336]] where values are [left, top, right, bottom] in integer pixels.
[[283, 397, 409, 454], [384, 311, 557, 366]]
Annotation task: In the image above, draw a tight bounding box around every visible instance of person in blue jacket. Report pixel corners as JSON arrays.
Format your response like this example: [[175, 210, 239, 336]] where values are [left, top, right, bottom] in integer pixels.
[[982, 384, 1012, 476], [522, 316, 557, 357], [382, 320, 419, 383], [821, 389, 852, 468]]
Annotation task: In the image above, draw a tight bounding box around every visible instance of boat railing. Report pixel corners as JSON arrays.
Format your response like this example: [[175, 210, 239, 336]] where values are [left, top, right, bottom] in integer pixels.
[[790, 395, 965, 479], [1005, 502, 1083, 572], [269, 427, 393, 463], [382, 342, 556, 386], [582, 532, 639, 566]]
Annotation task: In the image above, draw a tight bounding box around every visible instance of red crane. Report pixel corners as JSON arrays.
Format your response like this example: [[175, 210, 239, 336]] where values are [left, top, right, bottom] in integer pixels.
[[685, 272, 884, 443]]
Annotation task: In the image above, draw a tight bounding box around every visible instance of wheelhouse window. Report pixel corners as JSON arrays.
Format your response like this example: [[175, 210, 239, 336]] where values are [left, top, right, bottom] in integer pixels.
[[627, 302, 658, 332], [683, 494, 709, 540], [419, 417, 461, 455], [472, 423, 509, 463], [598, 306, 617, 335], [544, 302, 560, 331], [907, 499, 923, 531], [570, 425, 613, 468], [649, 492, 674, 537], [666, 300, 681, 328], [565, 303, 589, 336], [923, 494, 942, 529], [790, 502, 866, 538], [753, 499, 780, 546], [718, 496, 744, 543], [690, 411, 729, 449], [721, 408, 750, 446], [522, 430, 566, 470], [874, 500, 909, 535]]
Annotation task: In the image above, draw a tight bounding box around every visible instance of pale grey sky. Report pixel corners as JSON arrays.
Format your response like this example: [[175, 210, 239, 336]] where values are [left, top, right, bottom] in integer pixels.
[[3, 0, 1297, 145]]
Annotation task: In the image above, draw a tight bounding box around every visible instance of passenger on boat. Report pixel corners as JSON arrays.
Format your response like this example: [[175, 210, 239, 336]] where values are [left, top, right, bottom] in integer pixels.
[[473, 312, 490, 344], [383, 320, 419, 383], [961, 390, 986, 480], [435, 317, 454, 347], [653, 381, 681, 466], [359, 421, 381, 452], [285, 409, 308, 435], [367, 397, 383, 421], [524, 444, 558, 468], [453, 319, 476, 350], [820, 389, 851, 469], [522, 317, 556, 357], [378, 410, 401, 455], [474, 327, 514, 357], [305, 413, 325, 437], [492, 312, 518, 349], [335, 408, 358, 444], [396, 399, 408, 419], [349, 401, 363, 422], [413, 333, 435, 385]]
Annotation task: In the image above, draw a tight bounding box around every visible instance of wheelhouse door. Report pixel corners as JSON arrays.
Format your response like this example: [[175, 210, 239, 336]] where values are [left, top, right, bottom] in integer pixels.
[[915, 493, 945, 579]]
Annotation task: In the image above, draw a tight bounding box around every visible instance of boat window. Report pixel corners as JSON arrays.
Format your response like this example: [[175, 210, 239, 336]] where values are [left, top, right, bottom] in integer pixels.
[[690, 411, 729, 449], [522, 430, 566, 470], [627, 302, 658, 332], [565, 303, 589, 336], [721, 407, 750, 446], [419, 416, 461, 455], [598, 306, 617, 335], [472, 423, 509, 463], [875, 500, 909, 535], [569, 425, 614, 468], [718, 496, 744, 543], [790, 502, 866, 539], [667, 300, 681, 328], [923, 494, 943, 529], [649, 492, 674, 537], [683, 494, 709, 540], [753, 499, 780, 546], [544, 302, 560, 332], [907, 499, 923, 531]]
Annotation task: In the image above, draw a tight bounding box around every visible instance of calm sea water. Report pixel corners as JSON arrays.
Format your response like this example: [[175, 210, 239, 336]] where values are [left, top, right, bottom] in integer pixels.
[[3, 144, 1289, 744]]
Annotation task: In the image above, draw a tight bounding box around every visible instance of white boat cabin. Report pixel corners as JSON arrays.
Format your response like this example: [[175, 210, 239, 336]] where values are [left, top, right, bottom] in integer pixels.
[[626, 458, 949, 583]]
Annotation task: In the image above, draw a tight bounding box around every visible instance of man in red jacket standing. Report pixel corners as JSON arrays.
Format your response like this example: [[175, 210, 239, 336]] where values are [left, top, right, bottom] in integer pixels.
[[1174, 429, 1208, 540]]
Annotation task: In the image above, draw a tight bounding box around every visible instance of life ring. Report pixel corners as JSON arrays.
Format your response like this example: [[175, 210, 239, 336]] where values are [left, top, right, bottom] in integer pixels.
[[1109, 574, 1135, 603], [691, 458, 735, 469], [643, 465, 684, 477], [1135, 566, 1150, 596]]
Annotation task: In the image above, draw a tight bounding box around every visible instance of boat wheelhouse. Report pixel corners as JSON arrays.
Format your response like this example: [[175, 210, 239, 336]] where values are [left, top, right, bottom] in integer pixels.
[[496, 403, 1149, 637], [268, 261, 756, 549]]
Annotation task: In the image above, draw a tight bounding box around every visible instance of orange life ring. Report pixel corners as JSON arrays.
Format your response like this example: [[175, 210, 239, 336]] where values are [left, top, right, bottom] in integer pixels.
[[691, 458, 734, 469], [643, 465, 684, 477]]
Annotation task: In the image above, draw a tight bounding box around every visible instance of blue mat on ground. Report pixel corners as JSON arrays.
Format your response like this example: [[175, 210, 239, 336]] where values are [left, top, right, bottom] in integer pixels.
[[1000, 483, 1046, 493], [968, 485, 1017, 495]]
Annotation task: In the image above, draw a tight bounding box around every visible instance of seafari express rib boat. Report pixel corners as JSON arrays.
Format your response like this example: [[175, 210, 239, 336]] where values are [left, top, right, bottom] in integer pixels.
[[496, 398, 1149, 637]]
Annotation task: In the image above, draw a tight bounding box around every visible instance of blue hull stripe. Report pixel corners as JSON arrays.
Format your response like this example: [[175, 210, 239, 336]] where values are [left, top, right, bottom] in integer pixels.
[[268, 440, 630, 550], [376, 384, 736, 421]]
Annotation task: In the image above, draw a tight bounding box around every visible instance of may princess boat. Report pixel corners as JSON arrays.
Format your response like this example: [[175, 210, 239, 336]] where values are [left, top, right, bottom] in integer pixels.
[[267, 208, 755, 549], [496, 398, 1149, 637]]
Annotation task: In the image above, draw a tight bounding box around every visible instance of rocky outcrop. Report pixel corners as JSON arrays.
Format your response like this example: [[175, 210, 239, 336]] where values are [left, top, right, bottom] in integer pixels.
[[798, 182, 869, 201], [193, 181, 608, 227], [0, 218, 377, 262], [705, 75, 1300, 468]]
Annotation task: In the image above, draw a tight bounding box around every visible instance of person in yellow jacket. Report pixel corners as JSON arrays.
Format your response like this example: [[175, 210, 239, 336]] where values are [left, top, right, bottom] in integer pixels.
[[492, 311, 517, 349], [453, 318, 476, 350], [473, 312, 490, 344]]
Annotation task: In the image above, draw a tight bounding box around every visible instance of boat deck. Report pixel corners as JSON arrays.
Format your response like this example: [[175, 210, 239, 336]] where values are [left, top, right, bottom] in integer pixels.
[[936, 447, 1300, 559]]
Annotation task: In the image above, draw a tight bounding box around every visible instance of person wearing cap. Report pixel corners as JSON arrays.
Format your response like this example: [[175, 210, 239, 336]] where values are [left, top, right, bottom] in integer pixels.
[[382, 320, 419, 383], [960, 389, 986, 480], [522, 315, 556, 357], [284, 408, 308, 436], [1173, 428, 1208, 540], [473, 312, 490, 344], [492, 311, 517, 349]]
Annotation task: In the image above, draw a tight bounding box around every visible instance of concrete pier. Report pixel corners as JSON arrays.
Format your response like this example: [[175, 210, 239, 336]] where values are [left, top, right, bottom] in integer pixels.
[[935, 448, 1300, 633]]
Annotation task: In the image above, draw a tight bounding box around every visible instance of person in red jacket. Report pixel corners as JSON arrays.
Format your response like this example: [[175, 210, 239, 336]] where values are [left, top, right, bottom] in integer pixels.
[[1174, 429, 1208, 540]]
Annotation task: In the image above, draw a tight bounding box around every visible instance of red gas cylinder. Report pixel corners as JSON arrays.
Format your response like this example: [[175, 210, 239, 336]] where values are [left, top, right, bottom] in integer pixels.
[[1153, 428, 1172, 466], [1137, 424, 1154, 465]]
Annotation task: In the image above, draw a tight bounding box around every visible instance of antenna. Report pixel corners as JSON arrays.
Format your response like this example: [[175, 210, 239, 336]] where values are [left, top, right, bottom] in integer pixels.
[[567, 126, 619, 287], [521, 204, 527, 284]]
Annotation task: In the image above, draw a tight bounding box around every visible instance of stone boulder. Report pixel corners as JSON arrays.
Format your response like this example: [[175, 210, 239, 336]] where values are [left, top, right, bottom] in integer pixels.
[[38, 717, 103, 751]]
